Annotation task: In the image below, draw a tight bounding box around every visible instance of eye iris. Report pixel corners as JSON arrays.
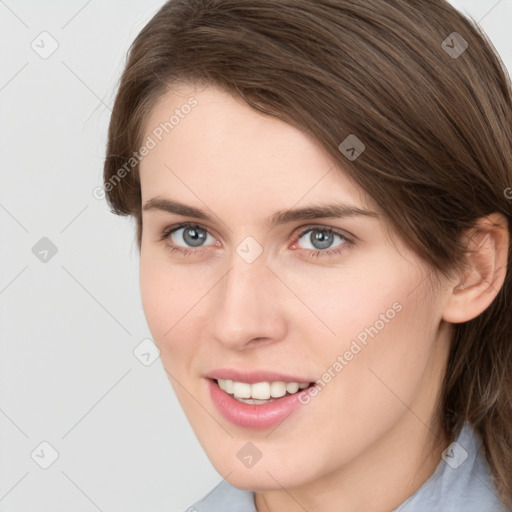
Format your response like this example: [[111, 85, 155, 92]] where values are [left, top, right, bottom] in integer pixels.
[[311, 230, 334, 250], [183, 227, 206, 247]]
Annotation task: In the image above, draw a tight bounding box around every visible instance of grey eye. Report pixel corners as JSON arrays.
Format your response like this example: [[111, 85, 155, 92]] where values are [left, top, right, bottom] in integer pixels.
[[298, 229, 345, 251], [171, 226, 211, 247]]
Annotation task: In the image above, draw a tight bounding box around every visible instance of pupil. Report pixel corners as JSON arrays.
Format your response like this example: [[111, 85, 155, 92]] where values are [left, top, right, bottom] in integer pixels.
[[184, 227, 206, 247], [311, 230, 333, 250]]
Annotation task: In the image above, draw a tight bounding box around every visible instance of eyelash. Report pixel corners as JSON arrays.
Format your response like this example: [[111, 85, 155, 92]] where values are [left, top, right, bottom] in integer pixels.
[[159, 222, 353, 259]]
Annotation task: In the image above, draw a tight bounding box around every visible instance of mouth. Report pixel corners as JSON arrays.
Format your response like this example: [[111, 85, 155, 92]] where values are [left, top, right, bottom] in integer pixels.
[[207, 377, 318, 429]]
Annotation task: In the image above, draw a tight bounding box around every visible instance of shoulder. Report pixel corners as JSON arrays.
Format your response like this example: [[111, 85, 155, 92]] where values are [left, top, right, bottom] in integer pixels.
[[184, 479, 256, 512]]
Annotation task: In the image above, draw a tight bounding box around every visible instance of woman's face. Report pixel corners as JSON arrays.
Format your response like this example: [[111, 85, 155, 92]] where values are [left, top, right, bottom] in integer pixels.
[[138, 84, 454, 491]]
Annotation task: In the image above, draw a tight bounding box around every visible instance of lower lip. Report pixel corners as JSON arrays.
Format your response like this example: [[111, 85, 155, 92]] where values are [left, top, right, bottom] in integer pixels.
[[207, 379, 314, 429]]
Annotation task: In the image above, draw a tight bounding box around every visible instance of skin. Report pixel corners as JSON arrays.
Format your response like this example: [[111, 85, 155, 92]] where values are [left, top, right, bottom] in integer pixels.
[[137, 83, 509, 512]]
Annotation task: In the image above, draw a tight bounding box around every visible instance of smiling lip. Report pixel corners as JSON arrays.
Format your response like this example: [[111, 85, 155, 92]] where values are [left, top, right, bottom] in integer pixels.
[[206, 372, 317, 429], [205, 368, 314, 384]]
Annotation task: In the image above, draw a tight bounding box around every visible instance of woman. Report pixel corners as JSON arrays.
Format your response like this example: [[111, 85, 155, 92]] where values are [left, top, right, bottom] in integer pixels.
[[102, 0, 512, 510]]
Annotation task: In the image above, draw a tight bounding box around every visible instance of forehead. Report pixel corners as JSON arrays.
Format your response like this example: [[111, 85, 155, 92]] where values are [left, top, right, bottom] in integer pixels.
[[139, 84, 378, 217]]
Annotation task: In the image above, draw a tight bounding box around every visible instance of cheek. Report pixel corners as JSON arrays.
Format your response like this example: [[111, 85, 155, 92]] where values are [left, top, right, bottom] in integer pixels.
[[272, 252, 411, 344], [139, 251, 188, 349], [139, 249, 211, 369], [324, 281, 440, 436], [303, 257, 437, 407], [139, 254, 172, 339]]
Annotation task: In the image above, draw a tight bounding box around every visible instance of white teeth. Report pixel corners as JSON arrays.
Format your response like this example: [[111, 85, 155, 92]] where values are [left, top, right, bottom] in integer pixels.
[[223, 379, 234, 394], [232, 381, 251, 398], [270, 381, 287, 398], [251, 382, 271, 400], [286, 382, 299, 394], [217, 378, 310, 400], [217, 379, 231, 393]]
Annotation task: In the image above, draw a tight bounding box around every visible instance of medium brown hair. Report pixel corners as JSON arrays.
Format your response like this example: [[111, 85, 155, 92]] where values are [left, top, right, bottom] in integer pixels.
[[103, 0, 512, 506]]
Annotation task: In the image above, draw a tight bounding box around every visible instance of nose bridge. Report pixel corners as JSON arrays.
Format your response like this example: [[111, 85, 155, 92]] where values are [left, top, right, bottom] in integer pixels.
[[210, 246, 286, 348]]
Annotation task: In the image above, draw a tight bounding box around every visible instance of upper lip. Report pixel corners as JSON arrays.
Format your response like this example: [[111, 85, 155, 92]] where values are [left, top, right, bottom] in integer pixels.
[[205, 368, 315, 384]]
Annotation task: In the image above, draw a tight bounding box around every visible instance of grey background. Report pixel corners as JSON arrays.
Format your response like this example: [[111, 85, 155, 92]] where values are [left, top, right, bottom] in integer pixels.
[[1, 1, 511, 511]]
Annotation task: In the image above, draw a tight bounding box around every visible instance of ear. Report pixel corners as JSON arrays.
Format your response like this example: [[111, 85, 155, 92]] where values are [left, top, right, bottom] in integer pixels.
[[442, 213, 509, 324]]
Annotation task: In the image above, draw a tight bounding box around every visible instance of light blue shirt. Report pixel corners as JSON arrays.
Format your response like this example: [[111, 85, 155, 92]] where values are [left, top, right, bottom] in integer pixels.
[[184, 422, 510, 511]]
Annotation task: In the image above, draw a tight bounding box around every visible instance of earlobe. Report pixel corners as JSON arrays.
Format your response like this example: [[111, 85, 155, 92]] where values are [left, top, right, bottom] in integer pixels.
[[442, 213, 509, 324]]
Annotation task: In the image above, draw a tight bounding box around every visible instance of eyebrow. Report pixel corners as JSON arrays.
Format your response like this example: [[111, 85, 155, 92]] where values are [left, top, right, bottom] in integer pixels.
[[142, 197, 380, 229]]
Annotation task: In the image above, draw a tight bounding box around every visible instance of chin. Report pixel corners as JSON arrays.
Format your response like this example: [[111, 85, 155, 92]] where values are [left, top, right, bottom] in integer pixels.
[[224, 469, 301, 492], [206, 446, 320, 492]]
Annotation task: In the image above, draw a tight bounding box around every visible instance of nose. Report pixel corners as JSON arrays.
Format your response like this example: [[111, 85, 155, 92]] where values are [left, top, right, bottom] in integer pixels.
[[210, 249, 288, 351]]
